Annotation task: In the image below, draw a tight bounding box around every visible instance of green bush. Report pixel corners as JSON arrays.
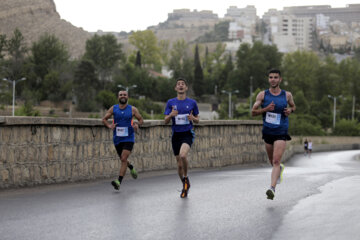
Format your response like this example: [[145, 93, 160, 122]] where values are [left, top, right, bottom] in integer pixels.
[[128, 98, 163, 114], [333, 119, 360, 136], [96, 90, 117, 110], [289, 114, 325, 136], [15, 103, 41, 116]]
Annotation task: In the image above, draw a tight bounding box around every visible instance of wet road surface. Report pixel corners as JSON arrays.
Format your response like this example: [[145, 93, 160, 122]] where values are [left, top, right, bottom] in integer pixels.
[[1, 150, 360, 240]]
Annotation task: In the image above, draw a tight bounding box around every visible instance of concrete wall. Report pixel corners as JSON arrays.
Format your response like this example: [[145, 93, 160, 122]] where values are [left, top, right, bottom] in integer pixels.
[[0, 117, 267, 188], [1, 117, 359, 188]]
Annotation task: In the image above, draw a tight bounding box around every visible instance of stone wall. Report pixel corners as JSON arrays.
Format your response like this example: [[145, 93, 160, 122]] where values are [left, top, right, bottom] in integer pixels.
[[0, 117, 267, 188], [1, 117, 359, 188]]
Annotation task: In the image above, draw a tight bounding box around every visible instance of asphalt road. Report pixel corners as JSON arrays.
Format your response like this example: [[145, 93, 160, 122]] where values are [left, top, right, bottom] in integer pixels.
[[1, 150, 360, 240]]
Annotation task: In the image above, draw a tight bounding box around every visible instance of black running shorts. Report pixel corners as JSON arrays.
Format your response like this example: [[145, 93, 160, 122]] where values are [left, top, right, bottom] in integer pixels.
[[262, 134, 291, 145], [115, 142, 134, 156], [171, 130, 194, 156]]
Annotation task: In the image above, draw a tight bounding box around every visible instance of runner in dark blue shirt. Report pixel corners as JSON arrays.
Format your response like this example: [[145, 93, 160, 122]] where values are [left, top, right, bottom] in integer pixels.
[[164, 78, 199, 198], [102, 90, 143, 191], [252, 69, 296, 200]]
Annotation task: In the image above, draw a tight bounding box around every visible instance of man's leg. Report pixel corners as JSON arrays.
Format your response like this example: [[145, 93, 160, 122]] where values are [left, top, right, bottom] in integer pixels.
[[111, 149, 131, 190], [270, 140, 286, 188], [179, 143, 191, 198], [176, 155, 183, 180], [265, 143, 274, 166], [119, 150, 131, 177], [179, 143, 191, 177]]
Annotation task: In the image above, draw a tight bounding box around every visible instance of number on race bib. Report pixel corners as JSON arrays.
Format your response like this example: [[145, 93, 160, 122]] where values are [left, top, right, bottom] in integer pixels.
[[265, 112, 281, 125], [116, 127, 129, 137], [175, 114, 189, 125]]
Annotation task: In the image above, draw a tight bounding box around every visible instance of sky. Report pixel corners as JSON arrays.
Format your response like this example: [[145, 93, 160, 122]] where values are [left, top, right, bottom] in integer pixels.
[[53, 1, 360, 32]]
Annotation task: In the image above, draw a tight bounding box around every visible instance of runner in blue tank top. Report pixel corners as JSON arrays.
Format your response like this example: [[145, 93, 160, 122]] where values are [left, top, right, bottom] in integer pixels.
[[164, 78, 199, 198], [102, 90, 143, 191], [251, 69, 296, 200]]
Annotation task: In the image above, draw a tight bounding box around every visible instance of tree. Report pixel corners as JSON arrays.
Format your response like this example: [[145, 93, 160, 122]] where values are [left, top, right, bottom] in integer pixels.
[[31, 34, 69, 80], [282, 51, 321, 100], [30, 34, 70, 100], [169, 39, 193, 83], [235, 42, 282, 97], [96, 90, 117, 110], [135, 50, 142, 67], [0, 34, 6, 60], [84, 34, 124, 88], [314, 56, 341, 101], [3, 29, 28, 80], [74, 60, 98, 112], [339, 58, 360, 106], [309, 96, 332, 129], [129, 30, 161, 69], [158, 39, 170, 65], [293, 91, 310, 114], [193, 45, 204, 97]]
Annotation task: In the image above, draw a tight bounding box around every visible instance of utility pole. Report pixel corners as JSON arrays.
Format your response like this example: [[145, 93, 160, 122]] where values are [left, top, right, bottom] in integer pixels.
[[249, 76, 253, 116]]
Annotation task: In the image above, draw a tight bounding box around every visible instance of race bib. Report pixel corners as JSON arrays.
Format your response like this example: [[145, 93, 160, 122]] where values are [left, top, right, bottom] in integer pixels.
[[116, 127, 129, 137], [265, 112, 281, 125], [175, 114, 189, 125]]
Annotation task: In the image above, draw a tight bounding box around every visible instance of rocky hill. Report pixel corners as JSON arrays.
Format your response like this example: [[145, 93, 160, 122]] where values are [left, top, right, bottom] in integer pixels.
[[0, 0, 91, 58]]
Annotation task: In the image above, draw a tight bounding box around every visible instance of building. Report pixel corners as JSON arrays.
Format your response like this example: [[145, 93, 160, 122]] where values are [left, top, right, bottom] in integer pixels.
[[167, 9, 219, 28], [225, 5, 258, 45], [283, 4, 360, 24], [224, 5, 257, 22], [266, 11, 314, 52]]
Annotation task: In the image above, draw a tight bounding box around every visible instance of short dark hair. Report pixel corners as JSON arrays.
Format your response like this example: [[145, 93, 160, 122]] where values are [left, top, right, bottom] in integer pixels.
[[268, 69, 281, 77], [176, 77, 188, 86]]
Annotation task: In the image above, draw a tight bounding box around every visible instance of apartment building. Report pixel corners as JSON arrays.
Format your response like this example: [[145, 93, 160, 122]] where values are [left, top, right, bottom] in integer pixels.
[[225, 5, 257, 44], [283, 4, 360, 24], [264, 10, 314, 52]]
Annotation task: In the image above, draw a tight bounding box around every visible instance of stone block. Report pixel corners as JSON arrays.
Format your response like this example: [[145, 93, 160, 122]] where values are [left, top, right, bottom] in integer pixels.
[[48, 165, 55, 178], [69, 127, 75, 144], [0, 146, 7, 163], [54, 164, 61, 178], [1, 169, 9, 182], [22, 167, 30, 181], [72, 164, 79, 178], [2, 127, 12, 143], [7, 147, 15, 164], [27, 146, 39, 163], [33, 166, 41, 182], [47, 145, 54, 161], [12, 167, 22, 185], [41, 166, 48, 180], [64, 145, 72, 161]]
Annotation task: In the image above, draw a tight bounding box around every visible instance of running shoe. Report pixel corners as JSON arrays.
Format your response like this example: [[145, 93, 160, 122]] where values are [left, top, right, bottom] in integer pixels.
[[277, 163, 284, 184], [180, 177, 190, 198], [111, 180, 121, 190], [266, 188, 275, 200], [130, 168, 138, 179]]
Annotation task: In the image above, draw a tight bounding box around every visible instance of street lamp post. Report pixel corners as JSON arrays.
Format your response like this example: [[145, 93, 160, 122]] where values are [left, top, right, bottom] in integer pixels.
[[222, 89, 239, 119], [2, 77, 26, 116], [117, 84, 137, 92], [328, 94, 342, 129], [352, 96, 356, 120]]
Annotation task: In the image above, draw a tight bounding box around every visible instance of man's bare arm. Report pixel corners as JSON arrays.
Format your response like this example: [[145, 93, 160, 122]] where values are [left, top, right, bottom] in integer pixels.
[[284, 91, 296, 116], [132, 106, 144, 126], [102, 106, 115, 129], [251, 91, 265, 116]]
